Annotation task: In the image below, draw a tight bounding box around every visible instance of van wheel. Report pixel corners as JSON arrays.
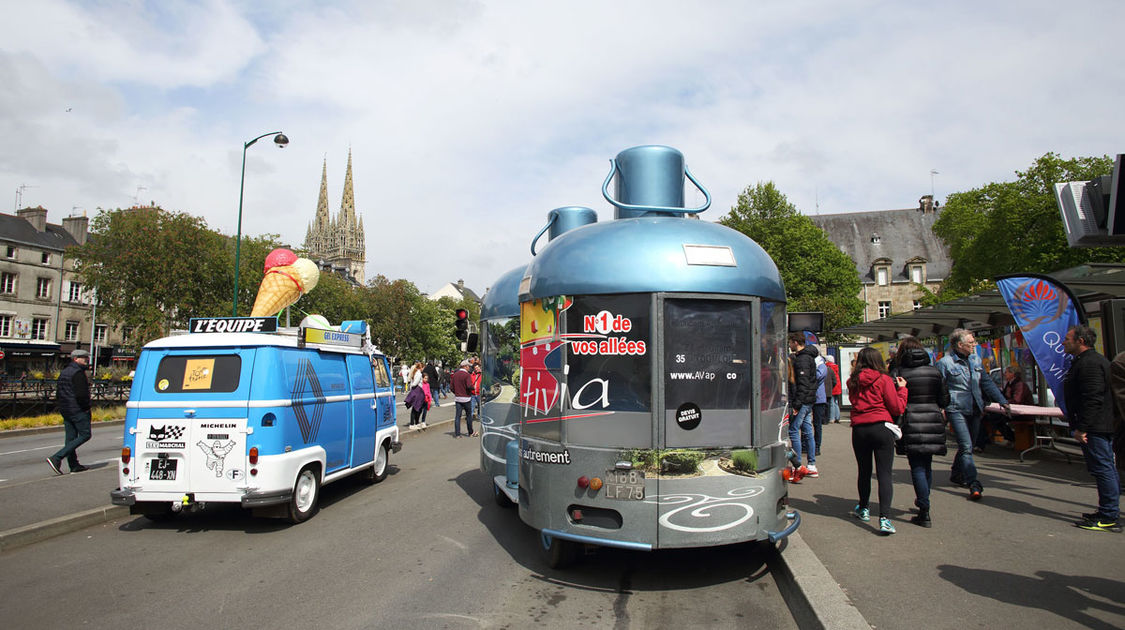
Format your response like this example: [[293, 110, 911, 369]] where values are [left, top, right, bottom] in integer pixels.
[[287, 466, 320, 523], [541, 531, 578, 569], [365, 442, 389, 484]]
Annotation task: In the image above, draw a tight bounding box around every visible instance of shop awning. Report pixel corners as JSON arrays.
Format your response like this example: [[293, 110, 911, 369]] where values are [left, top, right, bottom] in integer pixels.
[[832, 263, 1125, 341], [0, 342, 63, 357]]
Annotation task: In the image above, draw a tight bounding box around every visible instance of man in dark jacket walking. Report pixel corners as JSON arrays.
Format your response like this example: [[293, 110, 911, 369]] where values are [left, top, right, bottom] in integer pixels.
[[787, 333, 818, 472], [46, 349, 92, 475], [450, 360, 476, 438], [1062, 325, 1121, 532]]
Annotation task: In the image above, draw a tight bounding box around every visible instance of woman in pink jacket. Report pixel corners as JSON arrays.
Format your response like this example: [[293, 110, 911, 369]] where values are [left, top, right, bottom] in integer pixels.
[[846, 347, 909, 535]]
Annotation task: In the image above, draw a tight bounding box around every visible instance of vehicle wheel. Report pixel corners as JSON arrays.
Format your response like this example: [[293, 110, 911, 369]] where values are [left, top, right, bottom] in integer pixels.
[[493, 482, 514, 508], [287, 466, 320, 523], [136, 502, 176, 521], [541, 531, 578, 569], [365, 442, 389, 484]]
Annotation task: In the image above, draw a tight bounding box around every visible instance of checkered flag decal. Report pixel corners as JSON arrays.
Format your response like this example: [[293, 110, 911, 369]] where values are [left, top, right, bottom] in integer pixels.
[[165, 426, 184, 440]]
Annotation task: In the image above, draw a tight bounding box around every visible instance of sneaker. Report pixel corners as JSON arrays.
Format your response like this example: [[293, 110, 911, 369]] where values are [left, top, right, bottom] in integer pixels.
[[45, 457, 64, 476], [806, 465, 819, 478], [815, 449, 821, 456], [420, 422, 427, 429], [471, 432, 479, 437], [1075, 515, 1122, 532], [949, 474, 965, 487], [969, 482, 983, 501], [70, 464, 90, 473], [879, 517, 896, 535], [853, 505, 870, 522]]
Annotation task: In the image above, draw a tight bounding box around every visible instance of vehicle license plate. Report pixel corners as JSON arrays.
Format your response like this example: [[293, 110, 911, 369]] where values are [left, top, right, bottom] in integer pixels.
[[604, 469, 645, 500], [149, 458, 177, 481]]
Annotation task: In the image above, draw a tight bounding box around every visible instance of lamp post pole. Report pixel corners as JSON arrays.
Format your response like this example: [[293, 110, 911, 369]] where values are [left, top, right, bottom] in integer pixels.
[[233, 131, 289, 316]]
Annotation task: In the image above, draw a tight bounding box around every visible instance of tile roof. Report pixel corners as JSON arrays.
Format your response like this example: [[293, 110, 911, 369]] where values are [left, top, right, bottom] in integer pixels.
[[0, 212, 81, 250], [810, 207, 951, 283]]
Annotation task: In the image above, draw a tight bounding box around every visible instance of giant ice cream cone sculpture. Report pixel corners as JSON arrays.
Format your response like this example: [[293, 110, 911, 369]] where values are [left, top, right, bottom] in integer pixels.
[[251, 251, 320, 317]]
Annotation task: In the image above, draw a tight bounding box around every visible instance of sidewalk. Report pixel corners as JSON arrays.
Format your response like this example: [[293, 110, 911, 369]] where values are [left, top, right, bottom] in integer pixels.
[[787, 414, 1124, 630]]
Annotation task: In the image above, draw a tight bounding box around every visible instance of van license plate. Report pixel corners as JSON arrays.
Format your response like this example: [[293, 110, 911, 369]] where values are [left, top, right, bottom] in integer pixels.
[[150, 458, 177, 481], [604, 469, 645, 500]]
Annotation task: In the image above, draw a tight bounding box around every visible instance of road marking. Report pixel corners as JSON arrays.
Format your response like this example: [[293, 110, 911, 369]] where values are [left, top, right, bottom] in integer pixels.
[[0, 445, 54, 456]]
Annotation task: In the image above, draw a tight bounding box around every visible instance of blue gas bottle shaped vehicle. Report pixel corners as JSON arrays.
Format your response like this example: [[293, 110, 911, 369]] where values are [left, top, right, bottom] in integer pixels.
[[478, 145, 799, 568]]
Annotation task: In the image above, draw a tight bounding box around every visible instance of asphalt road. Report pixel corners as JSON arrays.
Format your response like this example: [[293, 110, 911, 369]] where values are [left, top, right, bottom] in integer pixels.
[[0, 410, 796, 629]]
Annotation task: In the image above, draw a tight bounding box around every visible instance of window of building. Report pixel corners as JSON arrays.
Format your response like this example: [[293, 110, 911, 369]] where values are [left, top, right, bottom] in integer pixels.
[[36, 277, 51, 299], [122, 326, 133, 343], [0, 273, 15, 294], [65, 320, 80, 341], [68, 282, 82, 302], [913, 300, 922, 311], [0, 314, 11, 337], [876, 266, 889, 286], [95, 324, 107, 344], [31, 318, 49, 340], [5, 246, 15, 259], [878, 301, 892, 319], [41, 252, 50, 265], [910, 265, 924, 284]]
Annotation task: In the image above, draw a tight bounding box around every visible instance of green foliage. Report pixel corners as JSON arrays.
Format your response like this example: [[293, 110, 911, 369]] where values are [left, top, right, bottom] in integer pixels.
[[730, 449, 758, 472], [933, 153, 1125, 295], [73, 206, 270, 345], [624, 448, 705, 474], [719, 182, 865, 337]]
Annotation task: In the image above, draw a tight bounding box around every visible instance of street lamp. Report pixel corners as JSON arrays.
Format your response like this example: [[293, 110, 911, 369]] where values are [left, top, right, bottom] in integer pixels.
[[233, 131, 289, 316]]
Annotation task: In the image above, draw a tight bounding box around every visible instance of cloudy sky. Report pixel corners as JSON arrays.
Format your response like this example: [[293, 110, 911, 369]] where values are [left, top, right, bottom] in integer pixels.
[[2, 1, 1123, 296]]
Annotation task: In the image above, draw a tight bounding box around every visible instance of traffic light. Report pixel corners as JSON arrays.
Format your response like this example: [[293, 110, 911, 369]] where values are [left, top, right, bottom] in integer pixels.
[[454, 309, 468, 341]]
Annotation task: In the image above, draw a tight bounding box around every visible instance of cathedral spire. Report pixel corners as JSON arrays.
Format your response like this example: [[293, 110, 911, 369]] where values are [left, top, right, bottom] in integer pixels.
[[340, 148, 356, 226], [316, 158, 331, 230]]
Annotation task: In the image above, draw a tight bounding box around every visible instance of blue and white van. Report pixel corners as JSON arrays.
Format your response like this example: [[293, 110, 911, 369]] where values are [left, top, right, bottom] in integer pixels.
[[110, 317, 401, 523]]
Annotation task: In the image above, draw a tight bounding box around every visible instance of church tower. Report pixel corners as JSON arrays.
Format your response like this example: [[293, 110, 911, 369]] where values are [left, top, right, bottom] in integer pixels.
[[302, 150, 367, 284]]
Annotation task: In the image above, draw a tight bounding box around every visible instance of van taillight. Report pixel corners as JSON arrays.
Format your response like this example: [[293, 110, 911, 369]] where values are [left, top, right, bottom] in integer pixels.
[[121, 447, 131, 464], [249, 447, 259, 465]]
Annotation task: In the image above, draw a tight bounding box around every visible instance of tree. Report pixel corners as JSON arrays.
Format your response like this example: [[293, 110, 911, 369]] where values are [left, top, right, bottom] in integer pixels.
[[933, 153, 1124, 295], [364, 275, 428, 361], [72, 207, 235, 344], [719, 182, 865, 335]]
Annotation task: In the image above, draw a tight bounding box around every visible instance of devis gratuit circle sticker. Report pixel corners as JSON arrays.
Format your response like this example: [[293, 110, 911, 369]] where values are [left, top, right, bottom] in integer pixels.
[[676, 402, 701, 430], [157, 379, 169, 391]]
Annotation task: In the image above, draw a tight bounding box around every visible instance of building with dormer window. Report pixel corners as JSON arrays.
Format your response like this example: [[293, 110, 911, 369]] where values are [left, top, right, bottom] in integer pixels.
[[810, 195, 950, 323]]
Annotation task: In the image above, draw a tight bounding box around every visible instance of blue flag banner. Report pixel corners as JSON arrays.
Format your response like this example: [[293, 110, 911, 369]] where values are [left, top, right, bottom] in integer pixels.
[[996, 275, 1084, 415]]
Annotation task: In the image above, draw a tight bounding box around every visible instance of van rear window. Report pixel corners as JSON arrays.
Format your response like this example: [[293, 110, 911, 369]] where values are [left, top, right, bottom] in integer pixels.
[[154, 355, 242, 393]]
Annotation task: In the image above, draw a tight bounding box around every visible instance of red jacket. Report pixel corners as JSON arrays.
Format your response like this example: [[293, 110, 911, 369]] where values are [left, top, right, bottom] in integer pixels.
[[848, 368, 908, 426], [827, 362, 841, 396]]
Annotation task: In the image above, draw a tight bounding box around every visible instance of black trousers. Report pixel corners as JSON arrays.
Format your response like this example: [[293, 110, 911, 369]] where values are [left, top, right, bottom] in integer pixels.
[[852, 422, 895, 518]]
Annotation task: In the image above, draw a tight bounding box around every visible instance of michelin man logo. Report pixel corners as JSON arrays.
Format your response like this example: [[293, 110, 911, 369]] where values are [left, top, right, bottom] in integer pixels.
[[196, 440, 236, 478]]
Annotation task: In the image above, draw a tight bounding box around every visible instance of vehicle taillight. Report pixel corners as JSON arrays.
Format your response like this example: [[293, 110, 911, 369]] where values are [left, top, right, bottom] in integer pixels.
[[249, 447, 259, 465], [121, 447, 131, 464], [589, 477, 603, 491], [577, 476, 589, 489]]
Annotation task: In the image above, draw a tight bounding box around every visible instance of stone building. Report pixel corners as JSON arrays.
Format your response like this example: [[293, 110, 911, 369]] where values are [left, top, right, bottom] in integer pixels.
[[810, 195, 951, 322], [0, 208, 128, 376], [303, 150, 366, 285]]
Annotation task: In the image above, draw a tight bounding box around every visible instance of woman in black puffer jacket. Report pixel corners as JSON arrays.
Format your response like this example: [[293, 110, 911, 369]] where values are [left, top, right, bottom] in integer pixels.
[[892, 336, 950, 527]]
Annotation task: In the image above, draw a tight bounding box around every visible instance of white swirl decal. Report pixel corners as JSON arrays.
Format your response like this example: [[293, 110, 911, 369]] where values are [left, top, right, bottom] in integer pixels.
[[480, 412, 520, 464], [645, 486, 766, 532]]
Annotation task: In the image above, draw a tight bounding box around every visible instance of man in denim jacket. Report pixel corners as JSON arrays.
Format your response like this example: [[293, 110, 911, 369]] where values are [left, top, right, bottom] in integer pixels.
[[935, 329, 1009, 500]]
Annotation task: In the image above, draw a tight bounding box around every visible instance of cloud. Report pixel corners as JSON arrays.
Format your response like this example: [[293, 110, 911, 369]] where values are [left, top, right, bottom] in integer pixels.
[[1, 0, 1124, 297]]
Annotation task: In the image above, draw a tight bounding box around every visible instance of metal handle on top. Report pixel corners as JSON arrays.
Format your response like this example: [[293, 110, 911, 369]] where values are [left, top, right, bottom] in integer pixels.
[[530, 210, 558, 256], [601, 159, 712, 215]]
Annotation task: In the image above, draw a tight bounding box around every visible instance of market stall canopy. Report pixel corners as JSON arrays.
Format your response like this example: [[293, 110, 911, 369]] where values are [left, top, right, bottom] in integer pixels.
[[832, 263, 1125, 341]]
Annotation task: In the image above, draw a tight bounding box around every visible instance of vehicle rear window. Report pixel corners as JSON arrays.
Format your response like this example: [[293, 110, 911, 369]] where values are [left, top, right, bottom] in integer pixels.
[[154, 355, 242, 393]]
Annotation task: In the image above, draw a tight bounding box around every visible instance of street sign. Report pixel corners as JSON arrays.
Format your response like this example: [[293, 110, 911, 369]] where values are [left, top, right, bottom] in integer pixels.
[[0, 350, 5, 360]]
